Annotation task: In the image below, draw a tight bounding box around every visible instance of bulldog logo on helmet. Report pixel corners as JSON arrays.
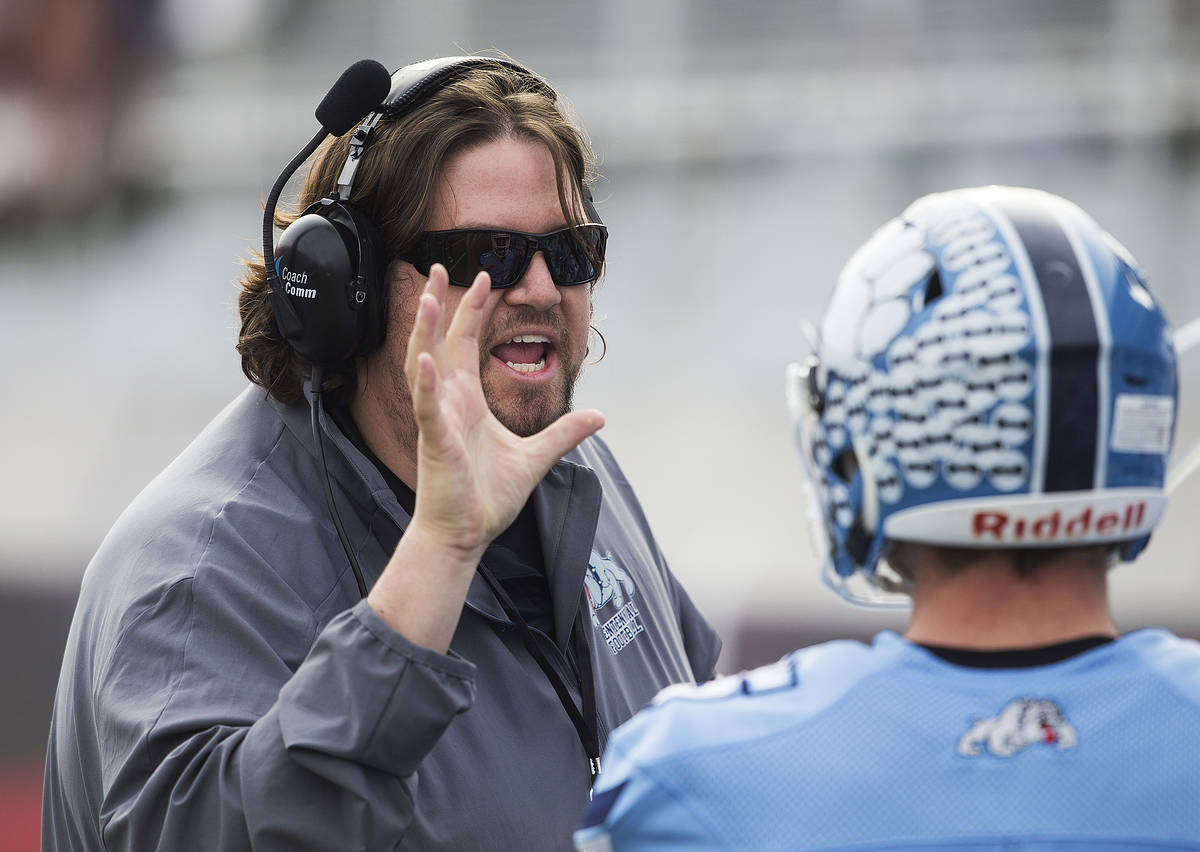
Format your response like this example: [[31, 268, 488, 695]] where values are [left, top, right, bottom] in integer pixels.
[[957, 698, 1078, 758]]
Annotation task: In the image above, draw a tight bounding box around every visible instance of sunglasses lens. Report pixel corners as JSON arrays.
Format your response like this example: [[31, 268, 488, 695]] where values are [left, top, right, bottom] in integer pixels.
[[416, 225, 606, 288], [439, 231, 532, 288], [543, 225, 605, 286]]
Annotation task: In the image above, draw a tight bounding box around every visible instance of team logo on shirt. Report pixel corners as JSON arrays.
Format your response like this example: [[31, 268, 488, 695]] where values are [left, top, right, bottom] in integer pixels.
[[957, 697, 1077, 758], [584, 550, 644, 655]]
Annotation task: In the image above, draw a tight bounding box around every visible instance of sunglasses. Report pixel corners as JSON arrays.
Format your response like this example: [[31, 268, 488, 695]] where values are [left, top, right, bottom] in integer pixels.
[[402, 224, 608, 288]]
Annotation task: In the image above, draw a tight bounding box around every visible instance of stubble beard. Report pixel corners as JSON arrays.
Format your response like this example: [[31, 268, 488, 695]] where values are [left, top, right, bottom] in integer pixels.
[[481, 352, 579, 438], [379, 309, 584, 452], [481, 310, 582, 438], [378, 349, 419, 464]]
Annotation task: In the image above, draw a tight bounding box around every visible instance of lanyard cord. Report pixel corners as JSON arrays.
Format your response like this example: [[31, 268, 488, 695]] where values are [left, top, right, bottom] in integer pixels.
[[475, 562, 601, 780]]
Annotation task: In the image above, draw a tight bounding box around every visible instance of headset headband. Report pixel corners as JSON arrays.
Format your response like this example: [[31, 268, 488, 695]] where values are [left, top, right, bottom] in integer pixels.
[[335, 56, 548, 200]]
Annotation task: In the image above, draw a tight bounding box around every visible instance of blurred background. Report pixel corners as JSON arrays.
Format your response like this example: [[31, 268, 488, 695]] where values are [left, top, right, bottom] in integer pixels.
[[4, 0, 1200, 845]]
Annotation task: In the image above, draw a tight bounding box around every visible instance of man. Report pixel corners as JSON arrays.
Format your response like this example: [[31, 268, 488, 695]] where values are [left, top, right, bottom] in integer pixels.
[[43, 57, 719, 851], [575, 186, 1200, 850]]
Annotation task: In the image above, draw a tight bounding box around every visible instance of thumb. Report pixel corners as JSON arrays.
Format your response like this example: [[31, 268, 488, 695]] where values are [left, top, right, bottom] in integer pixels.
[[524, 409, 605, 475]]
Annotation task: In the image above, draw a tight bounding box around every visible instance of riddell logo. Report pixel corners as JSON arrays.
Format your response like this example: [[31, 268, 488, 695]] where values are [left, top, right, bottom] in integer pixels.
[[973, 502, 1146, 542]]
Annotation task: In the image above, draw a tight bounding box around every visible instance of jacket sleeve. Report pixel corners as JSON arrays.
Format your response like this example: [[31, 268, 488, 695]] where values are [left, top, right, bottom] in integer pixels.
[[95, 574, 476, 852]]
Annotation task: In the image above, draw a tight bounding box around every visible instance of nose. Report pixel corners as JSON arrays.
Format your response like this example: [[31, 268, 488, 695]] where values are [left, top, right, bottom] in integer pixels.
[[503, 252, 561, 310]]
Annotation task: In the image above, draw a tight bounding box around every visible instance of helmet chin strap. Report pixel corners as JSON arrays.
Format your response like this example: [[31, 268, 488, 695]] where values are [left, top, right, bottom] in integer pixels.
[[1167, 316, 1200, 495]]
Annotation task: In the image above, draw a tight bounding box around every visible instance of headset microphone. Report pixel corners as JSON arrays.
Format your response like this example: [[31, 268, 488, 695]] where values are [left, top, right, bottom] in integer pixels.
[[315, 60, 393, 136], [262, 60, 391, 352]]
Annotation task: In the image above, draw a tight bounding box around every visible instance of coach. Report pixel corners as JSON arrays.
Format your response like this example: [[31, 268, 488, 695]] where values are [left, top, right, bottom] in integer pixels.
[[43, 56, 719, 851]]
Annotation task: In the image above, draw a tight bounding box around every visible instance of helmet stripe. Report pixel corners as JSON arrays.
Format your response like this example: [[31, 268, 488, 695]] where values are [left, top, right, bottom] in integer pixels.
[[1053, 204, 1113, 490], [993, 196, 1101, 493], [981, 197, 1052, 495]]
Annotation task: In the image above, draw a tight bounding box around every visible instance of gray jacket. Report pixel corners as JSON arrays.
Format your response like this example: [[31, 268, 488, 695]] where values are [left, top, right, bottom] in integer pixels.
[[43, 385, 720, 851]]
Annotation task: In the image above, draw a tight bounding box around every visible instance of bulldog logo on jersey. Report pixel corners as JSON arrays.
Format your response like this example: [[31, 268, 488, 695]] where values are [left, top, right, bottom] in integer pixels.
[[584, 550, 644, 655], [957, 698, 1077, 758]]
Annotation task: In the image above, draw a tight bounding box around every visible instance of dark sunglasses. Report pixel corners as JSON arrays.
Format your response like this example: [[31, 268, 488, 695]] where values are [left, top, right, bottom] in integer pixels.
[[402, 224, 608, 288]]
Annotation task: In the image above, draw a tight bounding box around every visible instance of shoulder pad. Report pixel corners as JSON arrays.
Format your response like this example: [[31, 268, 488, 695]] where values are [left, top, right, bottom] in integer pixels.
[[652, 657, 799, 707]]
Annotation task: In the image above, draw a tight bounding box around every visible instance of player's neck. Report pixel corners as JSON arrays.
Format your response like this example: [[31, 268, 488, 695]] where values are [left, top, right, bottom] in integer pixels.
[[904, 552, 1117, 650]]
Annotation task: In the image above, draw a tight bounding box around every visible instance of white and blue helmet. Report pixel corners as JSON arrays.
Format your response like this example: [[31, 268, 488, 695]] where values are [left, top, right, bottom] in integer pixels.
[[788, 186, 1178, 605]]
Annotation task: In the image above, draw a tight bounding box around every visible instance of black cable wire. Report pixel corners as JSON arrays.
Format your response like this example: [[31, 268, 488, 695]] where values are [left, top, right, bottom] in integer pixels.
[[310, 366, 369, 598]]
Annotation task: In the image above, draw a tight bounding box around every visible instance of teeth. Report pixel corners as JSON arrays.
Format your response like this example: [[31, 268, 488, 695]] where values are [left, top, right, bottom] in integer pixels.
[[506, 358, 548, 373], [508, 334, 550, 344]]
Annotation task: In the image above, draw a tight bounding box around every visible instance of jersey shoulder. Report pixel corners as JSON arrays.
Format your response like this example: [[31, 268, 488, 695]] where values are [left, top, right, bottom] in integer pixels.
[[615, 636, 889, 765], [1120, 628, 1200, 706], [578, 637, 897, 849]]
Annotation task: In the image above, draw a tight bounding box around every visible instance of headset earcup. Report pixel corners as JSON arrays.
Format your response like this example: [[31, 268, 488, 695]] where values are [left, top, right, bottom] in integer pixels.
[[334, 203, 388, 355], [272, 210, 362, 367]]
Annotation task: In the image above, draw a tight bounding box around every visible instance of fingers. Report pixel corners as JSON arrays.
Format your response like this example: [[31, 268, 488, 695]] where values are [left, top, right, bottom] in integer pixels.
[[405, 265, 488, 448], [408, 292, 446, 442], [405, 294, 441, 386], [444, 271, 492, 369], [404, 265, 449, 383], [525, 409, 606, 477], [411, 352, 448, 445], [406, 266, 490, 383]]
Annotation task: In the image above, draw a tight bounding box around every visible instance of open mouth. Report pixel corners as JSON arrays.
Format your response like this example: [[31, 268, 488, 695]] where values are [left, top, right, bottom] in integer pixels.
[[490, 334, 552, 374]]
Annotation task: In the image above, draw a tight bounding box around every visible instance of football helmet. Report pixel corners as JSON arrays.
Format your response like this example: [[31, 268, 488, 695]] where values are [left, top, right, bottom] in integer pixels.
[[788, 186, 1178, 605]]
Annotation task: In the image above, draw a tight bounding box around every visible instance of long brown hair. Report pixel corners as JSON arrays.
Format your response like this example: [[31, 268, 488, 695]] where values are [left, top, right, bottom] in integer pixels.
[[236, 60, 599, 404]]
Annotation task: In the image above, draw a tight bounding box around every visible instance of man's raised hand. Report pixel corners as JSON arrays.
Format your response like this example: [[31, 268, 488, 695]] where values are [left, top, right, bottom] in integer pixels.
[[405, 264, 604, 557]]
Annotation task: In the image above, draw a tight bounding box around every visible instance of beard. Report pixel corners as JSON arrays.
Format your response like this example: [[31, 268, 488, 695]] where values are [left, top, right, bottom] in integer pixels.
[[481, 363, 577, 437], [375, 300, 586, 450], [480, 305, 583, 437]]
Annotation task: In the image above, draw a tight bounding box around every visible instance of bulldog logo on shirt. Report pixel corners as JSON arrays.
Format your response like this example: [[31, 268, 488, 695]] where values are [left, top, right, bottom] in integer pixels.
[[957, 697, 1077, 758], [584, 550, 644, 655]]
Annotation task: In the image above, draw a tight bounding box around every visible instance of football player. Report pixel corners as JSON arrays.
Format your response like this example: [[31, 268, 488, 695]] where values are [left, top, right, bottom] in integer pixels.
[[575, 186, 1200, 851]]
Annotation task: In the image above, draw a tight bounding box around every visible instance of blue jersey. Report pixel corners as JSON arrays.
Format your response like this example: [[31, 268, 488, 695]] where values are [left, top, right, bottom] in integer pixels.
[[575, 629, 1200, 851]]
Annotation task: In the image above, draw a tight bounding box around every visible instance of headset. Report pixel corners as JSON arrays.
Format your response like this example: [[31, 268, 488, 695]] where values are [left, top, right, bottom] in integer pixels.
[[265, 56, 538, 369], [260, 57, 546, 597]]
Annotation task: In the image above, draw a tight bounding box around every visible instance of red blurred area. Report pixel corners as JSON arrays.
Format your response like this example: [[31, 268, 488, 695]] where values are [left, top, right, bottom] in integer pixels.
[[0, 757, 43, 852]]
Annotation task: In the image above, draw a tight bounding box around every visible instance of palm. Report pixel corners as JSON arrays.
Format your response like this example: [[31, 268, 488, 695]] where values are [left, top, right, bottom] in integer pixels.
[[406, 267, 602, 553]]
